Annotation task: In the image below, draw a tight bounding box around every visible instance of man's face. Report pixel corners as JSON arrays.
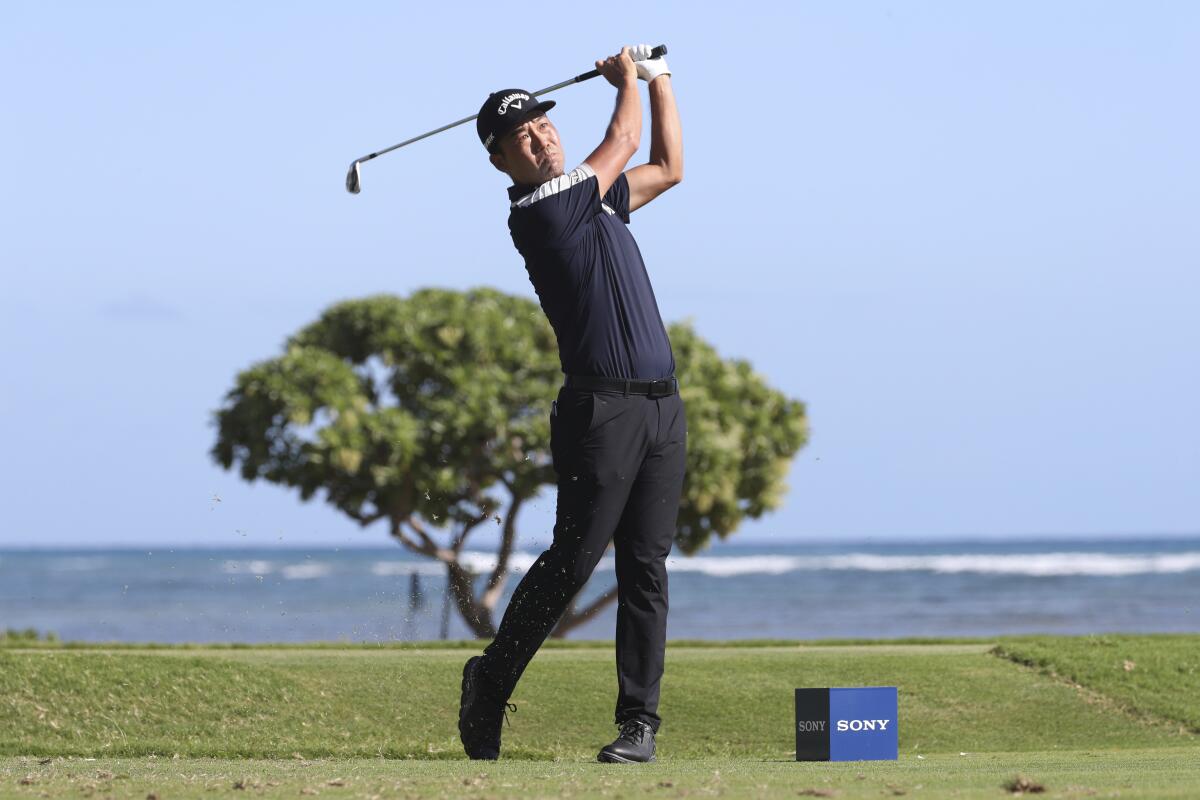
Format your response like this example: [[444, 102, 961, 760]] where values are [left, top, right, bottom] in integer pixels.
[[490, 115, 564, 185]]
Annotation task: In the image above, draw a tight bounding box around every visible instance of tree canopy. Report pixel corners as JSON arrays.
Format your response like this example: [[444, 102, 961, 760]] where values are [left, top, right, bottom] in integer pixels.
[[210, 287, 807, 636]]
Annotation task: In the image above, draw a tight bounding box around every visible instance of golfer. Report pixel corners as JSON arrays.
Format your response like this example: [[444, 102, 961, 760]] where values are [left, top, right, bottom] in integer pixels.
[[458, 45, 685, 763]]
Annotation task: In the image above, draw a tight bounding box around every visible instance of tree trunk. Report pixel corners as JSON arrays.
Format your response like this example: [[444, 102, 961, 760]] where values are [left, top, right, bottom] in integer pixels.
[[549, 584, 619, 638], [446, 561, 496, 638], [389, 501, 621, 641]]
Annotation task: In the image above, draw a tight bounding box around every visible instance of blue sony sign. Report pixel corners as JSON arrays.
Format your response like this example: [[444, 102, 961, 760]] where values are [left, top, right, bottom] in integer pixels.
[[795, 686, 898, 762]]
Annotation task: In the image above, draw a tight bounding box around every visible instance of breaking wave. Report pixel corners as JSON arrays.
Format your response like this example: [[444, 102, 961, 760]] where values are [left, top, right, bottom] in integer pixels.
[[366, 550, 1200, 578], [279, 562, 332, 580], [659, 552, 1200, 577], [219, 560, 333, 579], [371, 561, 450, 577]]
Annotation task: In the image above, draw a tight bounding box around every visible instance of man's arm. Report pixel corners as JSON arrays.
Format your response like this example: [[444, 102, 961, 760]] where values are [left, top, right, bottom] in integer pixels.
[[625, 71, 682, 213], [583, 47, 641, 198]]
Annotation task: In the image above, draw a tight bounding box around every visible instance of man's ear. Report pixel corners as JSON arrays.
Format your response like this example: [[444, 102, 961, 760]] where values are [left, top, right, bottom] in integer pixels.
[[489, 151, 508, 175]]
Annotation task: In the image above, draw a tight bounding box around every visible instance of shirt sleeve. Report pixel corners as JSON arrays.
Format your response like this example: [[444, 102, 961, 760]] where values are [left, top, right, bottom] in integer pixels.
[[509, 164, 601, 250], [602, 172, 632, 224]]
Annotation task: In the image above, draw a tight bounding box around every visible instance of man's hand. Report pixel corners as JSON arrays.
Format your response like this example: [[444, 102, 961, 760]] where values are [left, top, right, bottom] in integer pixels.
[[629, 43, 671, 83], [595, 47, 637, 88]]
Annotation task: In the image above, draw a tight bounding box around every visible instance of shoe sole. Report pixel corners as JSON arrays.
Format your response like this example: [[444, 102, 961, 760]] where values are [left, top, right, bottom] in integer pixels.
[[597, 750, 655, 764], [459, 657, 500, 760], [457, 657, 475, 737]]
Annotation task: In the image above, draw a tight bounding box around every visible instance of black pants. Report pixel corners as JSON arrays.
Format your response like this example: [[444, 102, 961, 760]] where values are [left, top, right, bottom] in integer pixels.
[[479, 383, 687, 733]]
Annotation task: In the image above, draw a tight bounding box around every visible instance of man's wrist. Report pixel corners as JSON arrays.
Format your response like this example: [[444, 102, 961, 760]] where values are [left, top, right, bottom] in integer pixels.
[[647, 74, 673, 96]]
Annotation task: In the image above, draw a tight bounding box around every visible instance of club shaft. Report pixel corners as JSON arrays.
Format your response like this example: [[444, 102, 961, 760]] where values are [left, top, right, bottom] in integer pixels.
[[350, 45, 667, 169], [357, 112, 480, 164]]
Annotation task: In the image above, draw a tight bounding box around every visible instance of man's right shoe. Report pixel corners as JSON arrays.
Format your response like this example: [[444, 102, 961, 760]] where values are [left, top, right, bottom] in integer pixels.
[[597, 718, 656, 763], [458, 655, 517, 760]]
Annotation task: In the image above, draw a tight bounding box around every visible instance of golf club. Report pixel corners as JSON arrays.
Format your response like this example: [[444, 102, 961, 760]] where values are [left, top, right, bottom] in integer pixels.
[[345, 45, 667, 194]]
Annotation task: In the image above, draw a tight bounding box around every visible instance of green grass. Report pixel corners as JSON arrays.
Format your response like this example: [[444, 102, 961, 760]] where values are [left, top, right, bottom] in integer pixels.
[[4, 749, 1200, 799], [993, 634, 1200, 734], [2, 637, 1198, 797], [0, 641, 1193, 759]]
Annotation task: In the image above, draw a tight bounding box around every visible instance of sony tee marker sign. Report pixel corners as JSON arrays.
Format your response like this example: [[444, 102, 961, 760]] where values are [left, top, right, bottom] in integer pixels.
[[795, 687, 898, 761]]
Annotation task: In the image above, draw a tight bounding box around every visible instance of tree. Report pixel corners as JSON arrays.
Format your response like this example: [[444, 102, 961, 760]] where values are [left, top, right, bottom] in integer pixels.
[[210, 287, 807, 638]]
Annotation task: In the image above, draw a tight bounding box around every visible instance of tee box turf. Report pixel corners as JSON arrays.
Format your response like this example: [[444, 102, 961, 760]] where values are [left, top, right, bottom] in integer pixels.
[[795, 686, 898, 761]]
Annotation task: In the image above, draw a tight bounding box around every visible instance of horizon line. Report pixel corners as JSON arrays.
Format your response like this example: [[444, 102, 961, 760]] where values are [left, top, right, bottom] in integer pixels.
[[2, 531, 1198, 553]]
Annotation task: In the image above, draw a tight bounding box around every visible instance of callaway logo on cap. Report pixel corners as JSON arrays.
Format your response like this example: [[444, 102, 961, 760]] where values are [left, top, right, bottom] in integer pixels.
[[477, 88, 557, 153]]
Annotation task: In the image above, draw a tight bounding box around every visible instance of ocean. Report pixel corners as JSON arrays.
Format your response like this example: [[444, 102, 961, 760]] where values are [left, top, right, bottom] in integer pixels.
[[2, 538, 1197, 643]]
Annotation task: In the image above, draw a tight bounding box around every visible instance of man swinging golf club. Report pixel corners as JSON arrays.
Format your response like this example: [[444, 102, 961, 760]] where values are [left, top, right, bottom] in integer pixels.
[[459, 44, 685, 763]]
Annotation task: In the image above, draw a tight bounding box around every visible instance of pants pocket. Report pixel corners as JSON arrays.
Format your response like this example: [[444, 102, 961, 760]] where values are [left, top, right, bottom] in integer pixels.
[[558, 389, 597, 435], [551, 389, 597, 468]]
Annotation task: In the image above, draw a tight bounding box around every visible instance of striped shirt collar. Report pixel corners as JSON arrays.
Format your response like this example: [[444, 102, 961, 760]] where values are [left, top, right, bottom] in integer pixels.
[[506, 181, 538, 203], [506, 164, 597, 209]]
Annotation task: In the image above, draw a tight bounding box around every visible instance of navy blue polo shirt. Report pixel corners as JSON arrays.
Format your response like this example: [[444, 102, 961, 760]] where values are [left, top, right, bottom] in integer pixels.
[[506, 163, 675, 380]]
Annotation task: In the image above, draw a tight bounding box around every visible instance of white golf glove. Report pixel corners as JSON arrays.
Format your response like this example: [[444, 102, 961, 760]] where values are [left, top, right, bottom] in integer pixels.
[[629, 43, 671, 83]]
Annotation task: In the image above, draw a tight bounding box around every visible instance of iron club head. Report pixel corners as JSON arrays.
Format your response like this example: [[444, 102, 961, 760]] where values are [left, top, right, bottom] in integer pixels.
[[345, 161, 362, 194]]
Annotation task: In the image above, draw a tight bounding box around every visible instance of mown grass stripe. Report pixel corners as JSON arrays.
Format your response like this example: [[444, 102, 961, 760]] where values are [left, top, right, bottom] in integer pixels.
[[2, 638, 1194, 760], [991, 634, 1200, 734]]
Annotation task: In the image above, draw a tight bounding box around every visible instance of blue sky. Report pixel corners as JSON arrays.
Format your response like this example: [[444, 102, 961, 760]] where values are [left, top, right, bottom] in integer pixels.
[[2, 2, 1197, 549]]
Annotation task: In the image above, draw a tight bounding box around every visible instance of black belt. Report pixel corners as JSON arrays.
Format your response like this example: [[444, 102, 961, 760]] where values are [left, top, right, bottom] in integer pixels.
[[564, 374, 678, 397]]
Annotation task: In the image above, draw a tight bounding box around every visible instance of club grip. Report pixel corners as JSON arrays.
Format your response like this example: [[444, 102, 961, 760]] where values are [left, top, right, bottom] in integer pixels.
[[573, 44, 668, 83]]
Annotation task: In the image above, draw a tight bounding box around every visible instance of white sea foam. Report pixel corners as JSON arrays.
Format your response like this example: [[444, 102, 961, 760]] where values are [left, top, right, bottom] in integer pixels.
[[371, 561, 448, 577], [370, 551, 541, 578], [429, 550, 1200, 578], [281, 562, 331, 580], [460, 550, 539, 575], [287, 549, 1200, 581], [221, 560, 274, 575], [662, 551, 1200, 577]]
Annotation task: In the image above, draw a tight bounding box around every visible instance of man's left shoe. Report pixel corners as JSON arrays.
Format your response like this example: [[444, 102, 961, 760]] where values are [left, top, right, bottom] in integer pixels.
[[458, 655, 517, 760], [597, 719, 656, 763]]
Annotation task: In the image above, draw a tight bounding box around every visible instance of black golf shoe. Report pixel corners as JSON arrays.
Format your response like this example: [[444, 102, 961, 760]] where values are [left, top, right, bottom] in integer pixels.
[[458, 655, 517, 760], [597, 718, 656, 763]]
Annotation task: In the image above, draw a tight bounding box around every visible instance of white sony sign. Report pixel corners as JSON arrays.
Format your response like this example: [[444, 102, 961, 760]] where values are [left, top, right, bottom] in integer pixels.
[[836, 719, 891, 732]]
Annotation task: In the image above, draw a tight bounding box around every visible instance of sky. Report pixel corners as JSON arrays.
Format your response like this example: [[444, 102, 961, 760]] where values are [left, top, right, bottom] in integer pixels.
[[2, 2, 1197, 549]]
